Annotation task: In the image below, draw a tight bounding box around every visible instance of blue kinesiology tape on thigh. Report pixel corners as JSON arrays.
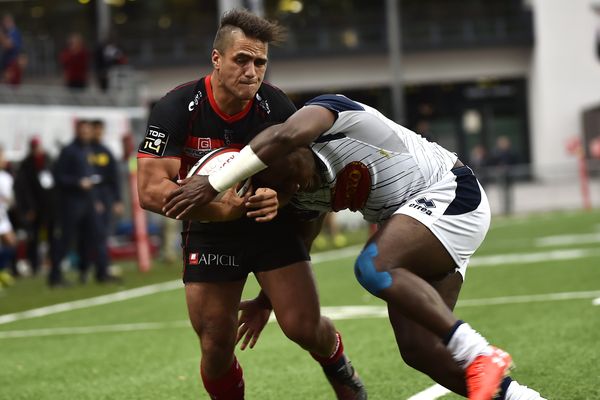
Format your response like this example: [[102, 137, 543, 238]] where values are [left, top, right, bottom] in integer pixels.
[[354, 243, 392, 296]]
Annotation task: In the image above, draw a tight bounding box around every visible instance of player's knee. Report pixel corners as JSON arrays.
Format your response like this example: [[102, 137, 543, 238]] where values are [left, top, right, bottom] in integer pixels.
[[277, 312, 320, 347], [200, 332, 236, 370], [354, 243, 392, 296], [193, 317, 237, 352]]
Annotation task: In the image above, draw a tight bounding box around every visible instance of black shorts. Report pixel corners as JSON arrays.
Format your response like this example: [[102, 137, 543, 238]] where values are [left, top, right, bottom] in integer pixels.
[[181, 225, 310, 283]]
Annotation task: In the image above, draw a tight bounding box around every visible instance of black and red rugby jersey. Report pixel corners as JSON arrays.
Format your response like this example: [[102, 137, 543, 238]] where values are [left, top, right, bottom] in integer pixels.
[[138, 75, 296, 234]]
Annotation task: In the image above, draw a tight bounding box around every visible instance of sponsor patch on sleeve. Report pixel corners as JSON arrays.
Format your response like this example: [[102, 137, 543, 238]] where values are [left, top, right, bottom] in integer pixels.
[[139, 125, 169, 157]]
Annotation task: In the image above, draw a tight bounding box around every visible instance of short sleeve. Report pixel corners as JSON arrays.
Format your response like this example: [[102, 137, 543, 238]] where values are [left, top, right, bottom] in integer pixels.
[[305, 94, 366, 140], [305, 94, 364, 116], [138, 91, 189, 158]]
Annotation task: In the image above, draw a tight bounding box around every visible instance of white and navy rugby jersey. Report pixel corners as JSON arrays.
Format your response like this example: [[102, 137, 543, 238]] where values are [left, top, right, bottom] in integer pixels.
[[291, 94, 458, 223]]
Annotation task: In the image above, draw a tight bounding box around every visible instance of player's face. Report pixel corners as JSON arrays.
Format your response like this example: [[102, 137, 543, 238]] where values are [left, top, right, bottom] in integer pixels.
[[255, 148, 318, 194], [213, 31, 268, 101]]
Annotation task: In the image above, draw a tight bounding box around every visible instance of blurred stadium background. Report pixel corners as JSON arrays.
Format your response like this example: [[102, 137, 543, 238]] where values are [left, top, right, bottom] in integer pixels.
[[1, 1, 600, 399]]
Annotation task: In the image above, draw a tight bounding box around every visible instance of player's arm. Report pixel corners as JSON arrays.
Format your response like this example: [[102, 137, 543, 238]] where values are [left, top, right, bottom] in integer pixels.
[[137, 157, 248, 222], [237, 290, 273, 350], [163, 105, 335, 217], [248, 105, 335, 164], [210, 105, 335, 192], [137, 157, 179, 214], [140, 89, 253, 222]]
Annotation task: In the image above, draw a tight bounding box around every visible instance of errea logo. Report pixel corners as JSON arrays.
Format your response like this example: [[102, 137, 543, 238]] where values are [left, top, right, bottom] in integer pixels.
[[409, 197, 436, 216], [416, 197, 435, 208]]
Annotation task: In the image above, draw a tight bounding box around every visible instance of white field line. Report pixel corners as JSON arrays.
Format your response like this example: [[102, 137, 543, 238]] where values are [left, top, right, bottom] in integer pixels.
[[311, 245, 363, 263], [406, 384, 451, 400], [456, 290, 600, 307], [0, 280, 183, 325], [2, 245, 600, 326], [315, 245, 600, 268], [0, 245, 363, 326], [320, 305, 389, 320], [468, 248, 600, 267], [1, 290, 599, 339], [0, 321, 190, 339], [535, 233, 600, 247]]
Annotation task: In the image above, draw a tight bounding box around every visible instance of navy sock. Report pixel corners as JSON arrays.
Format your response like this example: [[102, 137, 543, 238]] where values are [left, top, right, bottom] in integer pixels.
[[443, 320, 464, 345], [494, 376, 513, 400]]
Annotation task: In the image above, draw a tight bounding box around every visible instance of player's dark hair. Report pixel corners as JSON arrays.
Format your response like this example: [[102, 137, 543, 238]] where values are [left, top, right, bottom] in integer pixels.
[[213, 8, 286, 52]]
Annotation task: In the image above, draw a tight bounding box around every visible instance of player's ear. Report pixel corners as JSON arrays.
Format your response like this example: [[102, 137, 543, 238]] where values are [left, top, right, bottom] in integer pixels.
[[211, 49, 221, 69]]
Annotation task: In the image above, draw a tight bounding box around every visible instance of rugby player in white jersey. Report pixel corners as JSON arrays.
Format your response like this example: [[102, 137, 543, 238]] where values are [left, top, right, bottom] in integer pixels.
[[164, 94, 546, 400]]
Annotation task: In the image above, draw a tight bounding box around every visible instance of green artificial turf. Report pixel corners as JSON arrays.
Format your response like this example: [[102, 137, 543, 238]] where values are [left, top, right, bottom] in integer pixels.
[[1, 209, 599, 399]]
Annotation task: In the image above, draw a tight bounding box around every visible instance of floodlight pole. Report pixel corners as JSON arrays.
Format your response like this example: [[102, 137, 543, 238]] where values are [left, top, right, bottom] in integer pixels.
[[96, 0, 111, 43], [386, 0, 405, 124], [247, 0, 265, 17], [218, 0, 264, 18], [219, 0, 244, 16]]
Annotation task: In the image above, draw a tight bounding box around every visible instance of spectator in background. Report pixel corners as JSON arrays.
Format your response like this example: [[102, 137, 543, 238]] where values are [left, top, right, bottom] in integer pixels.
[[51, 120, 101, 287], [79, 119, 122, 283], [469, 144, 490, 185], [95, 38, 127, 91], [489, 135, 519, 168], [0, 14, 22, 71], [60, 33, 90, 90], [3, 53, 26, 85], [489, 135, 519, 215], [14, 137, 57, 276], [313, 213, 347, 250], [0, 147, 16, 288]]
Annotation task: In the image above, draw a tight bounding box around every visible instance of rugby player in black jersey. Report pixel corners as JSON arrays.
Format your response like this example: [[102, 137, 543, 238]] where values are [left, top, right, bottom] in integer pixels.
[[137, 9, 365, 400]]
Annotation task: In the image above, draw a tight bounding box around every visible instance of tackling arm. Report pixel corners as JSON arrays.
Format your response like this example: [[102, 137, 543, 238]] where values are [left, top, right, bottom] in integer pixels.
[[250, 105, 335, 164], [207, 105, 335, 193]]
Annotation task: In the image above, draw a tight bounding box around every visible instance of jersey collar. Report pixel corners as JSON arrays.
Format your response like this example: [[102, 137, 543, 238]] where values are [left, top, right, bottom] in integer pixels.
[[205, 75, 254, 124]]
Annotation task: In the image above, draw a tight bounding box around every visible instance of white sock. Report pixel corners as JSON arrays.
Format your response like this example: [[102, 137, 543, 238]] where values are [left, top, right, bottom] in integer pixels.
[[446, 322, 490, 368], [506, 381, 546, 400]]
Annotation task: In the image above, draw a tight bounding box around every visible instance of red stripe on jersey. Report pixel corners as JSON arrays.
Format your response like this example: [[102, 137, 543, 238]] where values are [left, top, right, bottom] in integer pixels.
[[204, 75, 254, 124], [137, 153, 181, 160]]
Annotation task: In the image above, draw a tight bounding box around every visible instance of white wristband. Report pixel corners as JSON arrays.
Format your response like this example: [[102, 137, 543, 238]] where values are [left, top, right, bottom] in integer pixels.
[[208, 146, 268, 192]]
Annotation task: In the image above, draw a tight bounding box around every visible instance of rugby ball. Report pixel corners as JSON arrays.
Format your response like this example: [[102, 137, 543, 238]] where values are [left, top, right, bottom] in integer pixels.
[[186, 147, 251, 196]]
